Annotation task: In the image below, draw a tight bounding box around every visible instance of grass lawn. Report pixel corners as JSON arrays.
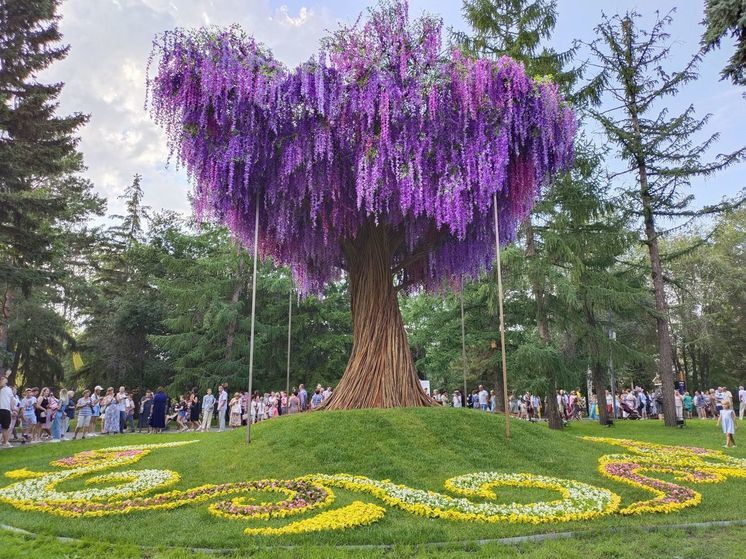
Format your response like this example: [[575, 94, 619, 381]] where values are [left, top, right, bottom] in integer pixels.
[[0, 408, 743, 557]]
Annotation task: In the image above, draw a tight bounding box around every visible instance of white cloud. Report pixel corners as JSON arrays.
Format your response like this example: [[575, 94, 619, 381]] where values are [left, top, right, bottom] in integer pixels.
[[42, 0, 336, 223], [274, 6, 312, 27]]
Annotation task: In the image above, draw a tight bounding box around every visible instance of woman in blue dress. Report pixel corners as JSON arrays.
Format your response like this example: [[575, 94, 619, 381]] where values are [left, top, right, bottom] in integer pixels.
[[150, 388, 168, 433]]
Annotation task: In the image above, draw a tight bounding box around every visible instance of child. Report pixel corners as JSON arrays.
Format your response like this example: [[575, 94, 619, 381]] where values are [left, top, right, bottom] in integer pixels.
[[717, 400, 736, 448]]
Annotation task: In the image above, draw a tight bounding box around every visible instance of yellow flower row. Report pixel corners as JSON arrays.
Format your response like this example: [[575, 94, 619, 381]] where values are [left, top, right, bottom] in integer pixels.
[[244, 501, 386, 535]]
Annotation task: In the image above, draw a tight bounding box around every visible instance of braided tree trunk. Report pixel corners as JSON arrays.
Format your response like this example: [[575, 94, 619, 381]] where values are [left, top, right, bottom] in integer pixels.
[[322, 223, 435, 410]]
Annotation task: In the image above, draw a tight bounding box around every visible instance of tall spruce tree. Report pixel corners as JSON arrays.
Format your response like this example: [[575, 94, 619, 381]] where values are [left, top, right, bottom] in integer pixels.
[[0, 0, 103, 377], [587, 11, 746, 426], [77, 178, 159, 390], [701, 0, 746, 87], [545, 140, 649, 425]]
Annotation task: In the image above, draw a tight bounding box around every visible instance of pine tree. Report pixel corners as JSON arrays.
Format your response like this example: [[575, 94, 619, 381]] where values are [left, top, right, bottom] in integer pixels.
[[701, 0, 746, 87], [587, 11, 746, 426], [117, 174, 148, 248], [0, 0, 104, 376]]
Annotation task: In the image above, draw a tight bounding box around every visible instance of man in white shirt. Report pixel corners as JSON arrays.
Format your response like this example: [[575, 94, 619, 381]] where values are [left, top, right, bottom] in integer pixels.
[[478, 385, 489, 411], [199, 388, 216, 431], [0, 373, 14, 447], [217, 385, 228, 432], [739, 386, 746, 420]]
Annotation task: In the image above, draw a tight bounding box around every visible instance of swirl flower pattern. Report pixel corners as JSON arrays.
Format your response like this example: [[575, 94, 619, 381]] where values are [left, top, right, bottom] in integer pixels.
[[583, 436, 746, 515], [0, 436, 743, 536]]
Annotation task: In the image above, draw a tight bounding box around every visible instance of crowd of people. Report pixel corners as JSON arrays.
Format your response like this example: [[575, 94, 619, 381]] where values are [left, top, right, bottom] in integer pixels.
[[0, 372, 334, 447], [430, 382, 741, 447], [586, 385, 744, 423], [0, 369, 741, 449]]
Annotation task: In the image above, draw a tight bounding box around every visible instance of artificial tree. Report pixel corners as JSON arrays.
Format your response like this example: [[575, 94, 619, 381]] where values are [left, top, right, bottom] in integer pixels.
[[148, 1, 575, 409]]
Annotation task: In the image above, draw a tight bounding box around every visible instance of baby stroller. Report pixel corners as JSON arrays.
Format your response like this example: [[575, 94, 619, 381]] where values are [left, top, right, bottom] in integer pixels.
[[620, 400, 641, 419]]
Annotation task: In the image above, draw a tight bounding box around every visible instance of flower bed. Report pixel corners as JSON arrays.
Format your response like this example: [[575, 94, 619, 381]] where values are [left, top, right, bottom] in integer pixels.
[[583, 436, 746, 515], [0, 436, 744, 536]]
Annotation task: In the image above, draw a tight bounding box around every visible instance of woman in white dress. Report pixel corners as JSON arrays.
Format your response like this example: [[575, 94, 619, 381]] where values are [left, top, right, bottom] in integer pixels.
[[717, 400, 736, 448]]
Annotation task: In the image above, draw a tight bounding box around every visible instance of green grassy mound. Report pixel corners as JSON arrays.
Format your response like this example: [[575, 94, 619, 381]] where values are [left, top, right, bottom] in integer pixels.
[[0, 408, 743, 549]]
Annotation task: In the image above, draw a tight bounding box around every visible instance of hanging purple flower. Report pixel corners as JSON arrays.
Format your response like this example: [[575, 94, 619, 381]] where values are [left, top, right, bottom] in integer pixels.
[[147, 1, 575, 295]]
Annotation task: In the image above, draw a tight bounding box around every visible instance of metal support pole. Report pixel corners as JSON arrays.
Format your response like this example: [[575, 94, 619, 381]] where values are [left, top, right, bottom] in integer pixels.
[[245, 200, 260, 444], [286, 282, 293, 397], [460, 276, 468, 406], [608, 311, 617, 420], [493, 193, 510, 440]]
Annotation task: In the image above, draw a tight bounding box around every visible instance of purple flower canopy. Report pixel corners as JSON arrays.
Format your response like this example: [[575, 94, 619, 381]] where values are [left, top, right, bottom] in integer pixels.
[[148, 1, 575, 295]]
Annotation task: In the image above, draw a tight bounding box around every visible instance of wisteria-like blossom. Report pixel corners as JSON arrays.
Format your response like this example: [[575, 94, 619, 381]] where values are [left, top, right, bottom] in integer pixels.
[[147, 0, 576, 294]]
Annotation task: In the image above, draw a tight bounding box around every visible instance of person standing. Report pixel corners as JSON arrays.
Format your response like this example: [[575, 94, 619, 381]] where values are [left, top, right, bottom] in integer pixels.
[[90, 386, 101, 436], [34, 387, 50, 441], [189, 390, 201, 430], [452, 390, 462, 408], [8, 386, 20, 442], [48, 390, 62, 442], [116, 386, 127, 433], [674, 390, 684, 423], [150, 388, 167, 433], [739, 386, 746, 421], [103, 387, 120, 435], [0, 374, 14, 448], [20, 388, 37, 442], [217, 385, 228, 432], [287, 390, 301, 414], [199, 388, 215, 431], [124, 392, 136, 432], [694, 391, 706, 419], [64, 391, 76, 436], [717, 400, 737, 448], [73, 390, 94, 440], [138, 391, 153, 433], [311, 387, 324, 409], [59, 389, 70, 436], [477, 385, 488, 411], [589, 393, 598, 420], [683, 391, 693, 419], [298, 384, 308, 412], [229, 393, 242, 428]]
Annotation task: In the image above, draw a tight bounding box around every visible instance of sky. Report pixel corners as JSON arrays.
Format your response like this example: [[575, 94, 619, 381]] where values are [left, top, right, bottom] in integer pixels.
[[43, 0, 745, 223]]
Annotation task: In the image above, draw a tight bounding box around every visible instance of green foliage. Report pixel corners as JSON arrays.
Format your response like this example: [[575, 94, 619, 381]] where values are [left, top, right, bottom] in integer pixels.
[[77, 210, 352, 396], [586, 11, 745, 426], [0, 0, 105, 380], [701, 0, 746, 87], [665, 208, 746, 388]]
